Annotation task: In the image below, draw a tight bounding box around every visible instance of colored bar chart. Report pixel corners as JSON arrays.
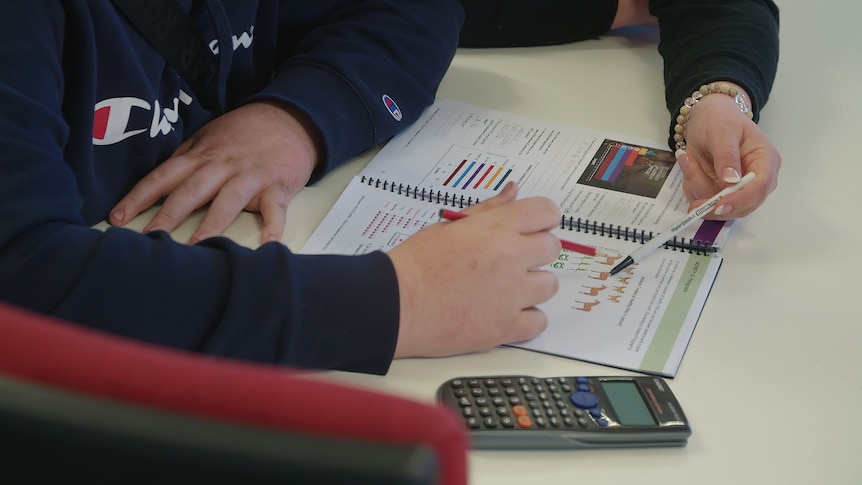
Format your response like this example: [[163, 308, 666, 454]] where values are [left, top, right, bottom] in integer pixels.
[[594, 143, 646, 182], [443, 158, 513, 191]]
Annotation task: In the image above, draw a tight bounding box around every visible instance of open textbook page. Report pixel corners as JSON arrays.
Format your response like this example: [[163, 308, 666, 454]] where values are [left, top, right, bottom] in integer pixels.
[[358, 98, 732, 247], [301, 179, 722, 376]]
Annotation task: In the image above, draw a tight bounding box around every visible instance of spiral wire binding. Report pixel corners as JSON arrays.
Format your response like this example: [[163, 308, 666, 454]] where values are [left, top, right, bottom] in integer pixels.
[[560, 216, 718, 254], [361, 176, 717, 254], [361, 176, 481, 208]]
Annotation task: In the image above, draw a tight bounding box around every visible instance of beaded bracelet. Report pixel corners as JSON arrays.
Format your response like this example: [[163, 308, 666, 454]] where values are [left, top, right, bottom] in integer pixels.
[[673, 82, 754, 151]]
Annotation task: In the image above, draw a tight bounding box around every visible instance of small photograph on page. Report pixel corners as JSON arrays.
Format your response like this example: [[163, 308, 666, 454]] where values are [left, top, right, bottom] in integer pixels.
[[577, 139, 675, 198]]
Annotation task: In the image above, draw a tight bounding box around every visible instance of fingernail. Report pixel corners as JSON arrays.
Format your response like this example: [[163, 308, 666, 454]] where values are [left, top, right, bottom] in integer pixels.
[[111, 209, 125, 224], [714, 204, 732, 216], [721, 167, 741, 183], [675, 149, 689, 170]]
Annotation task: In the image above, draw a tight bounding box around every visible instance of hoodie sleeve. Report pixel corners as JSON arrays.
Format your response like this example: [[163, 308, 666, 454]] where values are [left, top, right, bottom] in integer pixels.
[[0, 1, 430, 375], [243, 0, 465, 182], [651, 0, 780, 148]]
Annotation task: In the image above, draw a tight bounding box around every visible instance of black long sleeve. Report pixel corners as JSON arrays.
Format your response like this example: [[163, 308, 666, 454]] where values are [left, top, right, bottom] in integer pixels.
[[651, 0, 780, 147]]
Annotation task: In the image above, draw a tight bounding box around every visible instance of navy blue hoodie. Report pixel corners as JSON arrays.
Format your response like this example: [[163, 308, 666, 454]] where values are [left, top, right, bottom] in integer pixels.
[[0, 0, 463, 374]]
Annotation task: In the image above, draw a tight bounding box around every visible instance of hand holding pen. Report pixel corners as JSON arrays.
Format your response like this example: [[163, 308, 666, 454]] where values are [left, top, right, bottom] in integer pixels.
[[439, 208, 606, 257], [610, 172, 756, 275]]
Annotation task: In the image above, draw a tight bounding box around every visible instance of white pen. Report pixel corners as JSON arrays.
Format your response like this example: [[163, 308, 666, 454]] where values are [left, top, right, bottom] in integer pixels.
[[610, 171, 757, 276]]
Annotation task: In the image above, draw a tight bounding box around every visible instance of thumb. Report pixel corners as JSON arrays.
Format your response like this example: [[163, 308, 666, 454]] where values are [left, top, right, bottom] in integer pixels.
[[713, 140, 743, 185], [463, 181, 518, 215]]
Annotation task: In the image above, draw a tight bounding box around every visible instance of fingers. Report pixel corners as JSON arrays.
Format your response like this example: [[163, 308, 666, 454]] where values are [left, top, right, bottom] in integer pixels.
[[256, 186, 290, 244], [462, 181, 518, 215], [677, 90, 782, 220], [109, 144, 196, 227], [188, 174, 261, 244], [506, 306, 550, 344], [390, 191, 563, 359], [508, 196, 562, 235], [142, 154, 234, 235]]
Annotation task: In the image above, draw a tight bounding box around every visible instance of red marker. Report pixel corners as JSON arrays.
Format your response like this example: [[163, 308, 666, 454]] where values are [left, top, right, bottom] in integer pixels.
[[438, 208, 605, 257]]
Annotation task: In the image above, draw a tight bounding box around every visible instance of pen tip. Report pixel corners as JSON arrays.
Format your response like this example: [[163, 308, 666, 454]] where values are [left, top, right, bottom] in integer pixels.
[[609, 256, 634, 276]]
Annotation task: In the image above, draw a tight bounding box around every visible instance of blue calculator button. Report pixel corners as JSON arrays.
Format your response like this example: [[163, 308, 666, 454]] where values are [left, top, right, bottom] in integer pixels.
[[596, 417, 609, 427], [576, 377, 589, 385], [569, 391, 599, 409], [578, 383, 591, 391], [589, 407, 602, 419]]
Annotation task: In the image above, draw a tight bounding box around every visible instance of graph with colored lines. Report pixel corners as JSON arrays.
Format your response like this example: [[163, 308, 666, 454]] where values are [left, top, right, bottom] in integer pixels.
[[578, 139, 676, 198], [418, 145, 534, 195]]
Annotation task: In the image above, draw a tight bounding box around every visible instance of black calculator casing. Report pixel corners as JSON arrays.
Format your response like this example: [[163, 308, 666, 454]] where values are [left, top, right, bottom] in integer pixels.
[[436, 375, 691, 449]]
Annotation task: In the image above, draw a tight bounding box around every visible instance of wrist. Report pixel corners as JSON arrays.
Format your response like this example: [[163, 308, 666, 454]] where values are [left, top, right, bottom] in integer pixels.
[[673, 82, 753, 151]]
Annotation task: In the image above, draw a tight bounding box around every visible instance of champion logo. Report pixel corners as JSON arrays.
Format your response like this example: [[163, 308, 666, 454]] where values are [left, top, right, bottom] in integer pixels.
[[92, 89, 192, 146], [382, 94, 402, 121], [208, 26, 255, 55]]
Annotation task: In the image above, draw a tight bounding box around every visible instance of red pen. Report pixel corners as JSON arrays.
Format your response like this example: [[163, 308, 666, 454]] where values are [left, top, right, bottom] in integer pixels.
[[438, 208, 605, 257]]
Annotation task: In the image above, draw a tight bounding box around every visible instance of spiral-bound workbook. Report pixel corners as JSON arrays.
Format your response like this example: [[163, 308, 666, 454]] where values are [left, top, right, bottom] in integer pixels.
[[301, 98, 730, 376]]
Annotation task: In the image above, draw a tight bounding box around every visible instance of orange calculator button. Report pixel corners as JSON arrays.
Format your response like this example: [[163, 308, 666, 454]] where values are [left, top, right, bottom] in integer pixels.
[[516, 415, 533, 428], [512, 405, 527, 417]]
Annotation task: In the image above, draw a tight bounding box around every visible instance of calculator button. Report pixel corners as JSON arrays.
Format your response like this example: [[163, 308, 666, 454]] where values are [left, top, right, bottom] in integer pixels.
[[570, 391, 599, 409], [512, 405, 528, 417], [500, 417, 515, 428], [516, 415, 533, 428], [496, 407, 509, 416], [450, 379, 464, 388], [483, 417, 498, 428], [535, 416, 547, 428], [466, 417, 481, 429], [457, 397, 470, 407], [596, 417, 609, 427], [480, 407, 493, 417], [462, 407, 474, 417]]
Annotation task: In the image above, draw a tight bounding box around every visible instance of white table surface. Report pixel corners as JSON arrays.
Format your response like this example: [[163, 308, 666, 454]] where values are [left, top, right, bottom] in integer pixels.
[[116, 1, 862, 483]]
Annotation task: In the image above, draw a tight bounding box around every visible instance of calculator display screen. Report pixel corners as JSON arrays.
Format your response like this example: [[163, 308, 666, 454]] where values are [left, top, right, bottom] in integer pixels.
[[602, 381, 656, 426]]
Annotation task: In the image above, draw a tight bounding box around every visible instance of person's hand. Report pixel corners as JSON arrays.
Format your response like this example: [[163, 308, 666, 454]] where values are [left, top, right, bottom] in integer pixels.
[[388, 182, 562, 358], [109, 101, 322, 244], [612, 0, 658, 29], [675, 84, 781, 220]]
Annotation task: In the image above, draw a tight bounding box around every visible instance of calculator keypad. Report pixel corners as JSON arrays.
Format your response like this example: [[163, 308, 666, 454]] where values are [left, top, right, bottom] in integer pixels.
[[443, 377, 601, 430]]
